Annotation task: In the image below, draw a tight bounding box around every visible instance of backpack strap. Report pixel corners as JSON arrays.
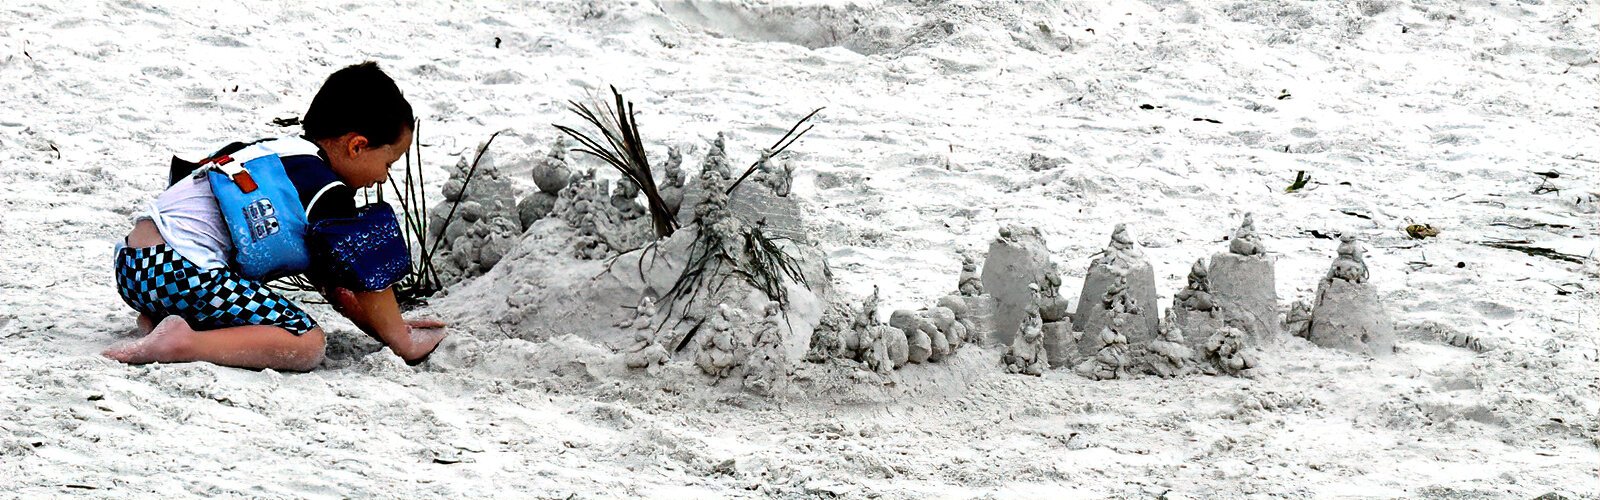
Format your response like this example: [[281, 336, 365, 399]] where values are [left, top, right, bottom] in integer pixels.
[[192, 136, 323, 193], [168, 139, 268, 187]]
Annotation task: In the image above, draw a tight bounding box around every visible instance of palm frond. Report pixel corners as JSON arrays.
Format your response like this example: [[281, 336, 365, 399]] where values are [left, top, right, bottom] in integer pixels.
[[554, 86, 678, 239]]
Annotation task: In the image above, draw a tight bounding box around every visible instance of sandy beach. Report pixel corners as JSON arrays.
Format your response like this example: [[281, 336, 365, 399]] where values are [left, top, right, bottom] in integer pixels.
[[1, 0, 1597, 498]]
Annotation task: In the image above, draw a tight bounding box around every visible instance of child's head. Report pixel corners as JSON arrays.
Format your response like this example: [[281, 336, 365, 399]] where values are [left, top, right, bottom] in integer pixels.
[[302, 61, 414, 189]]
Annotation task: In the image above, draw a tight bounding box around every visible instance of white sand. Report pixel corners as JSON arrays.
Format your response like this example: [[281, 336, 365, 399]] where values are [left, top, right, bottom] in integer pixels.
[[2, 0, 1597, 497]]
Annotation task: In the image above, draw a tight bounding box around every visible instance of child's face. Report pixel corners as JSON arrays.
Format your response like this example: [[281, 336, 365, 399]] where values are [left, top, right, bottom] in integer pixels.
[[326, 129, 412, 189]]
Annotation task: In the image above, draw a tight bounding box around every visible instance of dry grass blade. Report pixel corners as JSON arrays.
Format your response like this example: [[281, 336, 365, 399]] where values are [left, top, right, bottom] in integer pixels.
[[728, 107, 824, 195], [740, 228, 808, 306], [554, 86, 679, 239]]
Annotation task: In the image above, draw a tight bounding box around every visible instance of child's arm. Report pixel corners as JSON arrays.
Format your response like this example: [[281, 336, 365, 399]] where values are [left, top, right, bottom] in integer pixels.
[[323, 286, 447, 363]]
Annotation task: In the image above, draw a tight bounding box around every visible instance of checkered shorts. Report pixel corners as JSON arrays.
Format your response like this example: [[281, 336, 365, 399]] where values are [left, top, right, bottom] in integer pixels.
[[114, 244, 317, 335]]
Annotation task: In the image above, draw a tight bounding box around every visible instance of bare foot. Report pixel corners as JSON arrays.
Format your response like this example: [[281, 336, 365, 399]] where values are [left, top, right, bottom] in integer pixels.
[[104, 316, 193, 364], [402, 326, 449, 366], [136, 314, 157, 335]]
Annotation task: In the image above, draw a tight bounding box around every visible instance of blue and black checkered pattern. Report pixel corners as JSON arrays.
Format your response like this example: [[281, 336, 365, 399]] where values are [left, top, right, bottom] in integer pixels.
[[114, 244, 317, 335]]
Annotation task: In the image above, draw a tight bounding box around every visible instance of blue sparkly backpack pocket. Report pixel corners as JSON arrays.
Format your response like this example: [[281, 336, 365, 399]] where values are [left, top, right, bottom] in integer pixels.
[[307, 202, 411, 292]]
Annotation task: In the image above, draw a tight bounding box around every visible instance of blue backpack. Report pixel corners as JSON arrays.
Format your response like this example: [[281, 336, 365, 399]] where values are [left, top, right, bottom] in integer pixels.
[[201, 138, 321, 282]]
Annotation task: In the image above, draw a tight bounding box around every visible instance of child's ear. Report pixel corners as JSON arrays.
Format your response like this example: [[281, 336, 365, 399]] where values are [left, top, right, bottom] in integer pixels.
[[349, 135, 370, 155]]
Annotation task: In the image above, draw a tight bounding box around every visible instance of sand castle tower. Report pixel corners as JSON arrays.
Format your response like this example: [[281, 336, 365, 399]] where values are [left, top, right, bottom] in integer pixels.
[[1170, 258, 1227, 352], [1071, 267, 1139, 380], [1141, 309, 1194, 378], [1073, 224, 1158, 340], [658, 146, 686, 215], [1200, 325, 1258, 377], [743, 302, 793, 396], [519, 137, 571, 229], [1308, 235, 1395, 356], [1003, 285, 1049, 376], [949, 254, 1000, 344], [676, 133, 810, 245], [621, 297, 669, 372], [428, 142, 521, 283], [1207, 213, 1279, 343], [980, 225, 1059, 345]]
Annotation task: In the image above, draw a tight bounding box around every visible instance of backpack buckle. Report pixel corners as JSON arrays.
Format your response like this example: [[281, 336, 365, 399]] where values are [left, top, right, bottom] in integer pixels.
[[210, 157, 258, 194]]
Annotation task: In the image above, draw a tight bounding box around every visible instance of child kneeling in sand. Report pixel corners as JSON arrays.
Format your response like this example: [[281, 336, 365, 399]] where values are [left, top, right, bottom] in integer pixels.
[[105, 62, 446, 371]]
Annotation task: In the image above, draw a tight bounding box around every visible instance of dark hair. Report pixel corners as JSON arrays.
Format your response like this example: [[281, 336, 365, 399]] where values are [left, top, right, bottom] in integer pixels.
[[301, 61, 414, 147]]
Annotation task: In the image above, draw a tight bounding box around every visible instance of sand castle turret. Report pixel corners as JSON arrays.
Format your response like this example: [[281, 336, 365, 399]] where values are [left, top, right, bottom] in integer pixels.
[[957, 254, 984, 296], [1003, 285, 1049, 376], [948, 254, 1001, 345], [622, 297, 669, 372], [1141, 309, 1194, 378], [848, 286, 908, 371], [1072, 268, 1138, 380], [610, 179, 647, 221], [1308, 235, 1395, 356], [519, 137, 570, 229], [1207, 213, 1279, 343], [695, 304, 747, 378], [1200, 325, 1258, 377], [1170, 258, 1227, 352], [743, 302, 792, 396], [1284, 300, 1312, 339], [1073, 224, 1158, 341], [658, 146, 686, 215], [981, 225, 1061, 345]]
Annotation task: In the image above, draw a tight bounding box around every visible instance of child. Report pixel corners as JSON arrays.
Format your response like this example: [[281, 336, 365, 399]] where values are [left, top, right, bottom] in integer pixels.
[[104, 62, 447, 371]]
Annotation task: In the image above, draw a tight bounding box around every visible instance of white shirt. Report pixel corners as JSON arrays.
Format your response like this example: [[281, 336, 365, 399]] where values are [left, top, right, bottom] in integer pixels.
[[145, 174, 233, 270]]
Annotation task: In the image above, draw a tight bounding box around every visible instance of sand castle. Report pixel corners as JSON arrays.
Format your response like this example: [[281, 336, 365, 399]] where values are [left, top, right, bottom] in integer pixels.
[[673, 206, 1394, 383], [427, 143, 522, 284], [1307, 235, 1395, 357], [1073, 223, 1158, 344], [462, 129, 835, 396], [481, 140, 1388, 390], [1207, 213, 1279, 344]]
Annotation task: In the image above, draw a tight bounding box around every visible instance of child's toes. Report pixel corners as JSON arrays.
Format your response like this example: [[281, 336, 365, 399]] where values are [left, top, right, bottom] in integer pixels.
[[102, 341, 147, 363]]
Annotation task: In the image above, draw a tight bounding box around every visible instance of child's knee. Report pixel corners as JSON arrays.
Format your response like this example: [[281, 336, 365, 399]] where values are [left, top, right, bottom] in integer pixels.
[[291, 327, 328, 371]]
